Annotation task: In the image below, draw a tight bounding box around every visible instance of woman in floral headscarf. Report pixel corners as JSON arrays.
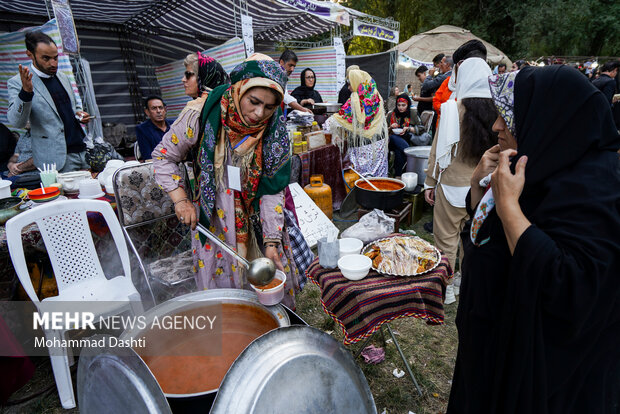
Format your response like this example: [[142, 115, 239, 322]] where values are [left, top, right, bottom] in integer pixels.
[[329, 69, 389, 177], [154, 55, 303, 308]]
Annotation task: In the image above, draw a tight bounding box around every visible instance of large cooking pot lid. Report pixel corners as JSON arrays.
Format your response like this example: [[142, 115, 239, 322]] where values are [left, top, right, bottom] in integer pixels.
[[404, 146, 431, 157], [77, 334, 171, 414], [211, 326, 377, 414]]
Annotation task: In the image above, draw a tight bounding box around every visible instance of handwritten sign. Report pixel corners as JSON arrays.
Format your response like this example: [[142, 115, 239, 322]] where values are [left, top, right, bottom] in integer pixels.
[[333, 37, 346, 92], [288, 183, 338, 248], [353, 20, 399, 44], [241, 14, 254, 57]]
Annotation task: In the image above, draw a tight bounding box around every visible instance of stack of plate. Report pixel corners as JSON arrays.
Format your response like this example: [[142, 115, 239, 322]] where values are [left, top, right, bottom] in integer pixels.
[[28, 187, 61, 203]]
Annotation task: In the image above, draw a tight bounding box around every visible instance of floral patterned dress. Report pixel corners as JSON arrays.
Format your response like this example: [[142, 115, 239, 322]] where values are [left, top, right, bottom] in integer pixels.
[[152, 97, 301, 308]]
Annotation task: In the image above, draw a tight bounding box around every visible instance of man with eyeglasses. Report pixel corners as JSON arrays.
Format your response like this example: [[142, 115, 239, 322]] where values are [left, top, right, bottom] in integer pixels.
[[135, 95, 172, 160]]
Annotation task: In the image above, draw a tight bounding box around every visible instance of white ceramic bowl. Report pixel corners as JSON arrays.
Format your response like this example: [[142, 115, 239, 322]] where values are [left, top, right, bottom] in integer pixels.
[[339, 238, 364, 258], [78, 178, 105, 199], [105, 159, 125, 170], [401, 172, 418, 191], [57, 171, 91, 193], [392, 128, 403, 135], [0, 180, 12, 198], [338, 255, 372, 281], [251, 270, 286, 306], [105, 182, 115, 195], [97, 167, 114, 186]]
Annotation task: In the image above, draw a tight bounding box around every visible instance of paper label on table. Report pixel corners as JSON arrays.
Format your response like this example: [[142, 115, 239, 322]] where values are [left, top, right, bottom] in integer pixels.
[[288, 183, 338, 248], [227, 165, 241, 191]]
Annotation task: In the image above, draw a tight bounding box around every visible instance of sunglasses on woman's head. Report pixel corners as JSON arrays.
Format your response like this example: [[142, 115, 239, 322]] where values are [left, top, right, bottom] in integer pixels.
[[184, 71, 195, 79]]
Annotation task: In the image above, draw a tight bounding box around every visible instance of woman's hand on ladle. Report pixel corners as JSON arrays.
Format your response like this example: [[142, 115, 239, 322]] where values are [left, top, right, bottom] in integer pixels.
[[264, 246, 285, 272], [174, 199, 197, 229]]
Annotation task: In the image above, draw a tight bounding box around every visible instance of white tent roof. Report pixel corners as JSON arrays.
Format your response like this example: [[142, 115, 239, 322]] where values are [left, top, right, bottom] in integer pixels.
[[396, 25, 511, 66]]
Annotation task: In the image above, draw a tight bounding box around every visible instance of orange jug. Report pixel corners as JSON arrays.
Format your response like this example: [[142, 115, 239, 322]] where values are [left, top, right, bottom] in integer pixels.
[[343, 169, 360, 194], [304, 175, 333, 219]]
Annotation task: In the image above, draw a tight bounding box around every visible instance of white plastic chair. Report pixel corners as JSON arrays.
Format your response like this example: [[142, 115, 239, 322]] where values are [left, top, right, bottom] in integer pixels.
[[6, 199, 144, 409], [420, 110, 435, 133]]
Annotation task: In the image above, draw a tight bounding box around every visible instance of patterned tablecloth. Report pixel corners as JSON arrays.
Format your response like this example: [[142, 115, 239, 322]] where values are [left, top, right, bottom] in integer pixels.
[[306, 255, 452, 345]]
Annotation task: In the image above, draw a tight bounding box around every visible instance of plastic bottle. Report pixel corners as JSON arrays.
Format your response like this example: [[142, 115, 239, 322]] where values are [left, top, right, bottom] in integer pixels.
[[311, 121, 320, 132]]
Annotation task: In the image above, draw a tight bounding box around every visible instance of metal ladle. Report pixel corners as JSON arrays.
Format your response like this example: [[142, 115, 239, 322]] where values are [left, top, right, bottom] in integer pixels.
[[196, 224, 276, 286], [350, 167, 382, 191]]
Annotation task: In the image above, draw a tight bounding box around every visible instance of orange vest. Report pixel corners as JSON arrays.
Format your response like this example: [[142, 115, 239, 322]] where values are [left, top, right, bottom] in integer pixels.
[[433, 76, 453, 128]]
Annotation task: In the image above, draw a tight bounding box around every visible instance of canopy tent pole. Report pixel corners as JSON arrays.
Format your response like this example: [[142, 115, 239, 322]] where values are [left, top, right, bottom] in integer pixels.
[[115, 27, 143, 127], [43, 0, 52, 20], [388, 50, 397, 92], [122, 0, 190, 123]]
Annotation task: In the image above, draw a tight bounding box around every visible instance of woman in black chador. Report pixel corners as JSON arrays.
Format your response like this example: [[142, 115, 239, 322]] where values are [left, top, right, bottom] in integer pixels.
[[291, 68, 323, 109], [448, 65, 620, 413]]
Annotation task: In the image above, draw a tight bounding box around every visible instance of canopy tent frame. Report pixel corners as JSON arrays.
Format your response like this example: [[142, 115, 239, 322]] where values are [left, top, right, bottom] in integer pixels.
[[1, 0, 399, 129]]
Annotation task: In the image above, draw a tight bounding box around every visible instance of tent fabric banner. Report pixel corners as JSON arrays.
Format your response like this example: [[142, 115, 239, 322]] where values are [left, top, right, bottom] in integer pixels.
[[399, 53, 433, 69], [333, 37, 346, 92], [51, 0, 79, 55], [0, 19, 81, 128], [241, 15, 254, 57], [155, 38, 246, 118], [353, 19, 399, 44], [267, 46, 338, 104], [274, 0, 350, 25]]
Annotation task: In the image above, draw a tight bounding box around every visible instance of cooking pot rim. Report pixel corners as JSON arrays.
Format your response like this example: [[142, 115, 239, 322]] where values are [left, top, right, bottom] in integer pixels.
[[119, 289, 290, 398], [354, 177, 405, 192]]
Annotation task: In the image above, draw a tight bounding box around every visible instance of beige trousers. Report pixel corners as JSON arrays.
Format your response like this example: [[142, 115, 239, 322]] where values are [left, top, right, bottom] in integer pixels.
[[432, 185, 469, 271]]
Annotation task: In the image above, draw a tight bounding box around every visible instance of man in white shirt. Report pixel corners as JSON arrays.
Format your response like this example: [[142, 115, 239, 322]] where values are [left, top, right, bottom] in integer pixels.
[[278, 50, 312, 114]]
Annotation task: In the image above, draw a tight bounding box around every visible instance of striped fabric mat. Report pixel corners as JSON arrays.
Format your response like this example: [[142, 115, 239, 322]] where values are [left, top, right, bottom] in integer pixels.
[[306, 253, 452, 345]]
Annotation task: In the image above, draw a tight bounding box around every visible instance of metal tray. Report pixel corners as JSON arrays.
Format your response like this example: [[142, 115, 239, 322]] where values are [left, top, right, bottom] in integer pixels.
[[312, 102, 342, 112], [211, 326, 377, 414], [77, 334, 171, 414], [361, 236, 441, 277]]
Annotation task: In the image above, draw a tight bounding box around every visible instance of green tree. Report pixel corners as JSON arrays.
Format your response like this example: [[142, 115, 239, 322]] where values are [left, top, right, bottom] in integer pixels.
[[343, 0, 619, 59]]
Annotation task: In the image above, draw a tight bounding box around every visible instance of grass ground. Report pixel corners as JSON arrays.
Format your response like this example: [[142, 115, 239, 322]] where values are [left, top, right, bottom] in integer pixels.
[[2, 208, 459, 414]]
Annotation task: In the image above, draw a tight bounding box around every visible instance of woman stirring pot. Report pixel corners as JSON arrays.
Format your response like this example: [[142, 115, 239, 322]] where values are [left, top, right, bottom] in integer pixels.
[[153, 55, 302, 308]]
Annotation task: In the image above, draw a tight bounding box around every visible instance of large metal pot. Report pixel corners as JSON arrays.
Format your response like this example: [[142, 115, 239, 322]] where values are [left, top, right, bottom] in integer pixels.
[[354, 177, 405, 211], [311, 102, 342, 113], [404, 146, 432, 185], [120, 289, 289, 412]]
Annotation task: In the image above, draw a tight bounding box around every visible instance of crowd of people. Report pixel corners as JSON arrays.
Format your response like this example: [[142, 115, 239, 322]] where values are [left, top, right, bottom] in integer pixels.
[[2, 27, 620, 413]]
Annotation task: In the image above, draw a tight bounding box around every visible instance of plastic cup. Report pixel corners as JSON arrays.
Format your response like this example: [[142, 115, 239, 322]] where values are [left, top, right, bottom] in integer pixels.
[[40, 171, 57, 187], [318, 237, 339, 269]]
